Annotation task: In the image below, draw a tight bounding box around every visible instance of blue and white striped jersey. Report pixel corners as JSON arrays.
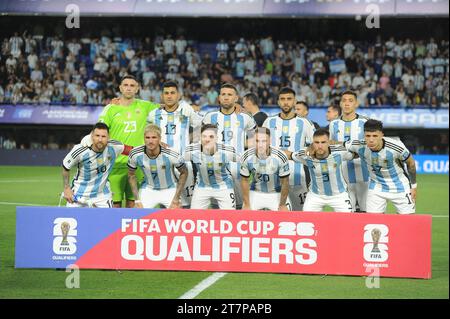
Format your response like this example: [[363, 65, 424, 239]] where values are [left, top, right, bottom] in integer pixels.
[[202, 110, 257, 155], [147, 103, 203, 154], [240, 147, 290, 193], [345, 137, 412, 193], [329, 114, 370, 184], [127, 146, 185, 190], [292, 145, 354, 196], [263, 114, 315, 186], [62, 140, 124, 199], [184, 143, 238, 190]]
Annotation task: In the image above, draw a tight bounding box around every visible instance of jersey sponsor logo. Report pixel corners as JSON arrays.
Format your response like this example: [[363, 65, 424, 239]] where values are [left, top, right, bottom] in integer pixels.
[[53, 218, 77, 256], [363, 224, 389, 263]]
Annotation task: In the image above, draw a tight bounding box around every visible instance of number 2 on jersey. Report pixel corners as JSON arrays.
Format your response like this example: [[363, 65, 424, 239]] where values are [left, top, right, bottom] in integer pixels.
[[124, 121, 137, 133]]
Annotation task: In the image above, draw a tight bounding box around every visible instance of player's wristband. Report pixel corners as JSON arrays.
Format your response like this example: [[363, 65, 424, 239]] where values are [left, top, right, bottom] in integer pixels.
[[411, 183, 417, 189]]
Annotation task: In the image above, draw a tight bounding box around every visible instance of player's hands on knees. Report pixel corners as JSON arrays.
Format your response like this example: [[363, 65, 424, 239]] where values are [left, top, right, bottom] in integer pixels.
[[411, 188, 417, 202], [134, 200, 144, 209], [169, 198, 181, 209], [278, 204, 289, 211], [64, 187, 74, 203]]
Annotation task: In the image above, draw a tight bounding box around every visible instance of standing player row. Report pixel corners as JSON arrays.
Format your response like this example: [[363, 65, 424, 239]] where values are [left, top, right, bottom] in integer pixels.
[[64, 77, 416, 213]]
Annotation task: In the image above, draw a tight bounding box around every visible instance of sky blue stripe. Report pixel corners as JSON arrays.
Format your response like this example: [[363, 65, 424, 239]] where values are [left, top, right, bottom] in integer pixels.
[[270, 118, 276, 146], [75, 152, 91, 198], [308, 159, 319, 194], [372, 152, 390, 192], [295, 119, 303, 150], [180, 115, 188, 154], [294, 162, 301, 185], [163, 155, 175, 188], [207, 157, 219, 189], [150, 158, 161, 189], [335, 154, 346, 193], [138, 154, 148, 188], [237, 114, 244, 154], [331, 121, 339, 140], [387, 151, 405, 192], [221, 152, 233, 189], [260, 158, 269, 193], [211, 113, 218, 127], [346, 159, 357, 183], [322, 161, 333, 196], [154, 109, 161, 127], [358, 120, 365, 139], [167, 113, 174, 148]]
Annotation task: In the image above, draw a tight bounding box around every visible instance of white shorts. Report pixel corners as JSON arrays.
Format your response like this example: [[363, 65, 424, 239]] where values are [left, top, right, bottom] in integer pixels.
[[139, 187, 176, 208], [249, 191, 292, 211], [366, 189, 415, 214], [175, 161, 195, 208], [303, 191, 353, 213], [289, 184, 309, 212], [347, 181, 369, 212], [66, 193, 112, 208], [191, 187, 236, 210]]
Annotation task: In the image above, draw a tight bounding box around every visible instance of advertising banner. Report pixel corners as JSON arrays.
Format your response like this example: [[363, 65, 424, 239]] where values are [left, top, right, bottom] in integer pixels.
[[1, 0, 447, 16], [16, 207, 432, 279], [414, 155, 449, 174], [2, 105, 448, 129]]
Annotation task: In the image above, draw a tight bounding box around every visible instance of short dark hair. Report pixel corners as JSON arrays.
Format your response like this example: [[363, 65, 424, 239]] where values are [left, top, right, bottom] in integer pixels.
[[340, 90, 357, 99], [278, 87, 296, 97], [328, 104, 342, 116], [120, 75, 138, 84], [220, 83, 238, 94], [162, 81, 179, 91], [93, 122, 109, 133], [243, 92, 259, 106], [296, 100, 309, 111], [201, 123, 218, 134], [313, 128, 330, 139], [364, 119, 383, 132]]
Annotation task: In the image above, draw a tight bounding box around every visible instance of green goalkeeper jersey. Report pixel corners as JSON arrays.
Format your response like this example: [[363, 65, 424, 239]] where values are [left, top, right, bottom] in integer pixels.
[[98, 99, 159, 168]]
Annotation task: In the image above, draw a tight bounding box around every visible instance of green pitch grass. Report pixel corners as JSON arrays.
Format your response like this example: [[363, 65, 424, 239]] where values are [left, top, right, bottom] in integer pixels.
[[0, 166, 448, 299]]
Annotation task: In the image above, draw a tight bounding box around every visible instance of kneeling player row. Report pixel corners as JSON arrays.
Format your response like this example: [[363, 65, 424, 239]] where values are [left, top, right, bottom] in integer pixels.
[[62, 119, 416, 214]]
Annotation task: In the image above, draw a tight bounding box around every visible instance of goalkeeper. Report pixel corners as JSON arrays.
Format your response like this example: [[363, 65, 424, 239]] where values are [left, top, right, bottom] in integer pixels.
[[82, 75, 159, 208]]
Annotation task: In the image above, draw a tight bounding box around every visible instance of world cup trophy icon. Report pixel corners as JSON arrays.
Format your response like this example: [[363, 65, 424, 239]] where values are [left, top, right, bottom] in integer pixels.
[[371, 228, 381, 253], [61, 222, 70, 246]]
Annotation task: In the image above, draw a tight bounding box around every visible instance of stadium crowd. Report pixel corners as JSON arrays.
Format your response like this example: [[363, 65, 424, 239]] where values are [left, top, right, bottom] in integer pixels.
[[0, 30, 449, 108]]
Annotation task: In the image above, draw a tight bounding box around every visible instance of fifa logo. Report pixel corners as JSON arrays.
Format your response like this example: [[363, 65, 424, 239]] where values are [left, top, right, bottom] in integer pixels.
[[363, 224, 388, 262], [53, 218, 78, 255]]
